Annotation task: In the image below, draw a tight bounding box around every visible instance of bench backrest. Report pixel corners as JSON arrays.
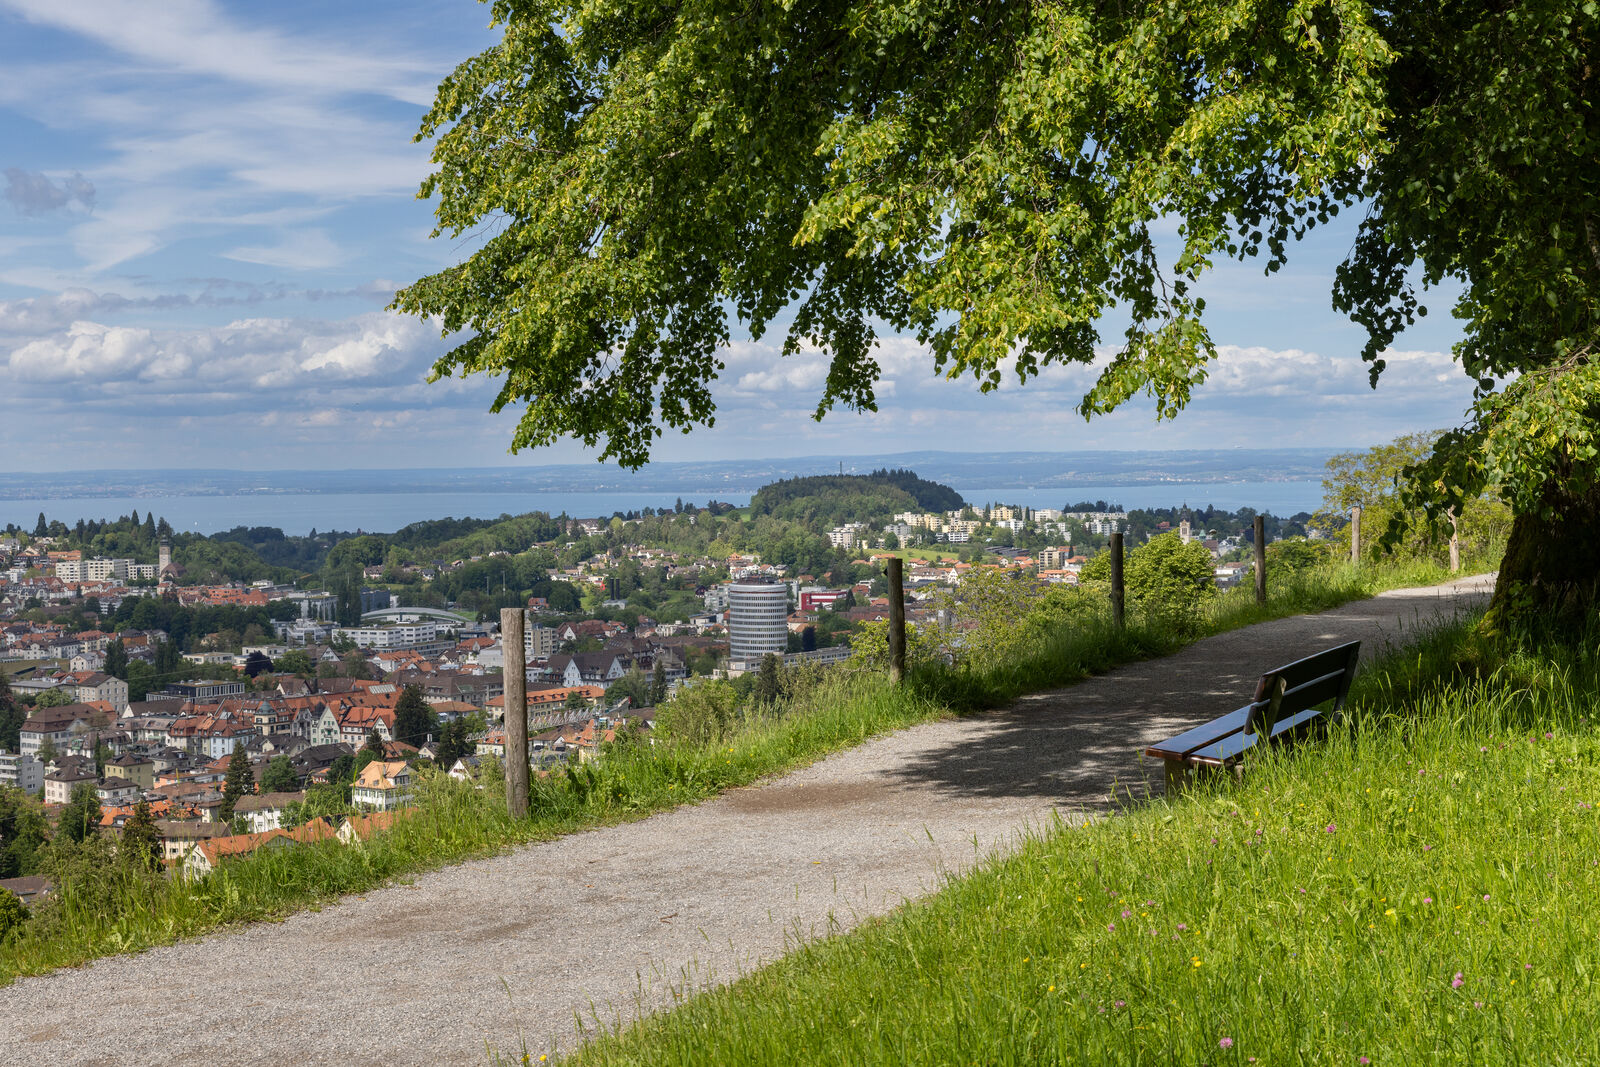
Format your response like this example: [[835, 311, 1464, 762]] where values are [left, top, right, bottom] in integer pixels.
[[1242, 641, 1361, 738]]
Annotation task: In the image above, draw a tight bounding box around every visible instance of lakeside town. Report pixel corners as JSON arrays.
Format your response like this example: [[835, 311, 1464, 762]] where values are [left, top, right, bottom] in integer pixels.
[[0, 474, 1323, 903]]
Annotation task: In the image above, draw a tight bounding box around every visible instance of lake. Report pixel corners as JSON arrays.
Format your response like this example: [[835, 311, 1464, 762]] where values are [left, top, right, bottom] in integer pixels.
[[1, 480, 1326, 537]]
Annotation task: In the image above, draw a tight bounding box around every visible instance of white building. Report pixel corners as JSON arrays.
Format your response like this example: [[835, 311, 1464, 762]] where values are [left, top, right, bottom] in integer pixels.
[[0, 750, 43, 794], [331, 620, 438, 649], [727, 580, 789, 667], [351, 760, 414, 812]]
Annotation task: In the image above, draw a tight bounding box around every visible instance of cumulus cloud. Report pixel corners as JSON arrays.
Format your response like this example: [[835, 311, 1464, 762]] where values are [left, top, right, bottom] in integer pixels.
[[1, 310, 462, 417], [4, 167, 95, 215]]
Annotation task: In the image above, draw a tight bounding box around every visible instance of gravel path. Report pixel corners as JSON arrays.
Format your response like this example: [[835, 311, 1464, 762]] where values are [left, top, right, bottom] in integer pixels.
[[0, 576, 1493, 1066]]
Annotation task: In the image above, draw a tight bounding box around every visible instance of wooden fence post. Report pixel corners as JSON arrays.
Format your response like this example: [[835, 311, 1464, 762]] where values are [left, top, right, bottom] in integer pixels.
[[1350, 505, 1362, 565], [1253, 514, 1267, 607], [1448, 507, 1461, 572], [500, 607, 529, 818], [1110, 532, 1125, 630], [886, 555, 906, 684]]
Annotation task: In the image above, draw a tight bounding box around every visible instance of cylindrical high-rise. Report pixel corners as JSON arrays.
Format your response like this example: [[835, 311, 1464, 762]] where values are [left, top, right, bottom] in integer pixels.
[[728, 580, 789, 665]]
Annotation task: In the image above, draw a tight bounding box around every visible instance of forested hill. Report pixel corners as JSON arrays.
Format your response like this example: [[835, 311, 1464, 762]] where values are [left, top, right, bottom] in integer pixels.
[[749, 469, 965, 527]]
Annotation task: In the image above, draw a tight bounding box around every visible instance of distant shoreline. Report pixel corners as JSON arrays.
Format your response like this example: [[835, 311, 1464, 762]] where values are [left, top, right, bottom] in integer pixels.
[[0, 480, 1328, 537]]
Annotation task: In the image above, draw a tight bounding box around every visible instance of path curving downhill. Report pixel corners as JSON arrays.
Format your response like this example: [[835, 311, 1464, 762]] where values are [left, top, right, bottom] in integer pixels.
[[0, 576, 1493, 1066]]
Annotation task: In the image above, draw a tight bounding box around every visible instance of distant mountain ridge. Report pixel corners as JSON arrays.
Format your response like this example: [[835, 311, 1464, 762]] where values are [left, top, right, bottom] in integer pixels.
[[0, 449, 1336, 499]]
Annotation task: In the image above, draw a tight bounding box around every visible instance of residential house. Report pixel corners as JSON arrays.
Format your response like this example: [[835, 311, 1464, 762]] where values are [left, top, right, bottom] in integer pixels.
[[19, 704, 95, 757], [42, 764, 97, 805], [95, 777, 140, 806], [234, 791, 306, 834], [350, 760, 413, 812]]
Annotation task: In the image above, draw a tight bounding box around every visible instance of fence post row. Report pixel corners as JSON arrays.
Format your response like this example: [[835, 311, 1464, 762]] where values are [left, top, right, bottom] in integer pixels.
[[500, 607, 529, 818], [886, 555, 907, 684], [1253, 514, 1267, 607], [1109, 531, 1125, 630]]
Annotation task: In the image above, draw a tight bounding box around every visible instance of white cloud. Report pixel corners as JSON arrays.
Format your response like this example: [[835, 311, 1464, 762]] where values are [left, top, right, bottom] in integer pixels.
[[2, 0, 439, 103], [226, 229, 344, 271]]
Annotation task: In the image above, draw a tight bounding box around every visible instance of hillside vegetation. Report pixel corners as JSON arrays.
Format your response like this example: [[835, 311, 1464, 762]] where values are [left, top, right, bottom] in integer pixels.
[[749, 468, 965, 527], [561, 615, 1600, 1066]]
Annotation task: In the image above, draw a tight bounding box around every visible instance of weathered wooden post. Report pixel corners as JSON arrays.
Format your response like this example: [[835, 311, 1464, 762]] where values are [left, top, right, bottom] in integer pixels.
[[886, 555, 906, 684], [1253, 514, 1267, 607], [1350, 505, 1362, 565], [1109, 532, 1125, 630], [500, 607, 529, 818], [1448, 507, 1461, 572]]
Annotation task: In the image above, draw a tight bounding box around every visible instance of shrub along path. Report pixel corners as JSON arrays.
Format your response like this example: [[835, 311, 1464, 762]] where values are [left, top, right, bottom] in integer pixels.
[[0, 575, 1492, 1066]]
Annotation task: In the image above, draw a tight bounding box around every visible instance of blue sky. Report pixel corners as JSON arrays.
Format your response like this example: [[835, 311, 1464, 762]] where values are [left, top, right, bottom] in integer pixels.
[[0, 0, 1479, 472]]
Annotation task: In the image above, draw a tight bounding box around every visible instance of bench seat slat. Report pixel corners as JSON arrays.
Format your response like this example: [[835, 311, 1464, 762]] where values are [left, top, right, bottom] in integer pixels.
[[1144, 706, 1253, 761], [1189, 706, 1328, 767]]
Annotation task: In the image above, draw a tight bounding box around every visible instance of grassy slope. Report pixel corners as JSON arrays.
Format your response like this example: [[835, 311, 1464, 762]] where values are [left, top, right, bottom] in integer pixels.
[[563, 615, 1600, 1067], [0, 558, 1480, 983]]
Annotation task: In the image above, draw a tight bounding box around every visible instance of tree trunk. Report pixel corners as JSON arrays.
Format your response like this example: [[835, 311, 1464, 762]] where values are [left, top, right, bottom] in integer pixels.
[[1482, 481, 1600, 634]]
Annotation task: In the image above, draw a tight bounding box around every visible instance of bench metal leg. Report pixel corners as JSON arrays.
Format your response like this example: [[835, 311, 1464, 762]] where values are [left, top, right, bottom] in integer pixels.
[[1163, 759, 1189, 796]]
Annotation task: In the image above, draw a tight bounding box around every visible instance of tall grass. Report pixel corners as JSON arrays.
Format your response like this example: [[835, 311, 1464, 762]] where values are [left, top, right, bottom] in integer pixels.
[[0, 557, 1480, 983], [559, 610, 1600, 1066]]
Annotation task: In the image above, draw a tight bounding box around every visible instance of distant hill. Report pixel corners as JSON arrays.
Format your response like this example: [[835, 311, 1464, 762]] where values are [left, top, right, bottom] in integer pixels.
[[749, 469, 965, 528]]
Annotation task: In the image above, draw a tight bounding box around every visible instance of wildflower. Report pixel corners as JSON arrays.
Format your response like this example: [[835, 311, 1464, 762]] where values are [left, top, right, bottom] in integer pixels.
[[1385, 909, 1396, 917], [1483, 894, 1490, 902], [1048, 985, 1055, 992], [1122, 909, 1132, 918], [1423, 844, 1433, 851], [1177, 923, 1188, 930], [1423, 897, 1433, 905], [1192, 957, 1203, 968], [1219, 1037, 1234, 1049], [1525, 963, 1533, 970], [1115, 1000, 1125, 1008], [1359, 1058, 1371, 1065], [1474, 1001, 1482, 1009], [1452, 972, 1465, 989], [1107, 923, 1115, 931]]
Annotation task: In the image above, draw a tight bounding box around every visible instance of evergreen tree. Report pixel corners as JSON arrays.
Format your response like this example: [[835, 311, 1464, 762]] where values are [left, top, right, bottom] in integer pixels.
[[219, 743, 254, 825], [103, 639, 128, 681], [119, 799, 161, 872], [432, 718, 471, 770], [0, 673, 24, 752], [260, 755, 298, 794], [392, 684, 433, 749], [59, 782, 102, 844], [33, 512, 46, 537], [650, 660, 667, 706], [753, 653, 782, 707]]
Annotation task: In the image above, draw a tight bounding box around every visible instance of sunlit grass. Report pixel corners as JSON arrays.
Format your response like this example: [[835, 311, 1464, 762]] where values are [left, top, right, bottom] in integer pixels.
[[0, 556, 1484, 984], [556, 612, 1600, 1066]]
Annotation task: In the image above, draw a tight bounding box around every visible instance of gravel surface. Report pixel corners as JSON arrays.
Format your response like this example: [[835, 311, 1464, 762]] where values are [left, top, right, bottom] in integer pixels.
[[0, 576, 1493, 1066]]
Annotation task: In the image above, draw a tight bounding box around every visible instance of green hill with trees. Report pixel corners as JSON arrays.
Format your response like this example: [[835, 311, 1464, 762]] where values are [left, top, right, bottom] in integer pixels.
[[749, 468, 964, 528]]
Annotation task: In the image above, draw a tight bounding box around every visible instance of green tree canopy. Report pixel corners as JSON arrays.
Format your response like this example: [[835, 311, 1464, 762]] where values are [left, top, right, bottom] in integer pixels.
[[119, 799, 162, 873], [59, 782, 102, 845], [260, 755, 299, 795], [392, 684, 436, 749], [219, 744, 254, 825], [399, 0, 1600, 627]]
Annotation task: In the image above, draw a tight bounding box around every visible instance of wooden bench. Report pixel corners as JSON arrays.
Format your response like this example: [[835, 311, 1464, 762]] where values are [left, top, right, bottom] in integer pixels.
[[1145, 641, 1361, 790]]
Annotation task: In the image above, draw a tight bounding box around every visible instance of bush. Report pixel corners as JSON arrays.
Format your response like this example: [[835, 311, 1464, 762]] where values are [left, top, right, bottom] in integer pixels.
[[656, 681, 741, 747], [0, 889, 25, 944]]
